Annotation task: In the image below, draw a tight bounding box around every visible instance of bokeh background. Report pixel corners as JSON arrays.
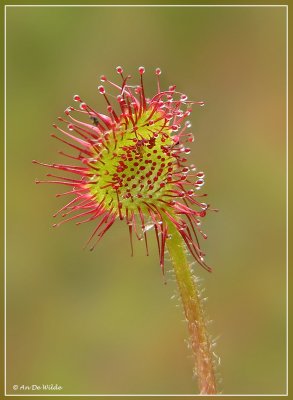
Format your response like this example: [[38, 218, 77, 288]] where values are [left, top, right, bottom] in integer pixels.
[[6, 6, 286, 395]]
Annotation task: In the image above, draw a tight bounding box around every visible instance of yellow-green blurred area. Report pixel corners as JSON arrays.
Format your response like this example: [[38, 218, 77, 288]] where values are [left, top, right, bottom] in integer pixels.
[[6, 6, 286, 395]]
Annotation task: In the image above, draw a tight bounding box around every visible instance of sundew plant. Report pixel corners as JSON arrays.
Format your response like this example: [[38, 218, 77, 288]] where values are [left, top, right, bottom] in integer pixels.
[[34, 66, 218, 394]]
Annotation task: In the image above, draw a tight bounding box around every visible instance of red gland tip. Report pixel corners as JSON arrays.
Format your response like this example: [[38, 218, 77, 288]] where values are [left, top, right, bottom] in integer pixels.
[[73, 95, 81, 102], [155, 68, 161, 75], [116, 66, 123, 74], [98, 85, 105, 94], [100, 75, 107, 82], [80, 102, 87, 110], [138, 66, 145, 74]]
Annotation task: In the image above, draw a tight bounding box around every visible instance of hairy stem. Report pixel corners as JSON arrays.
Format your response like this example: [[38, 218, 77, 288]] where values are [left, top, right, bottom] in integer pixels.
[[166, 219, 217, 394]]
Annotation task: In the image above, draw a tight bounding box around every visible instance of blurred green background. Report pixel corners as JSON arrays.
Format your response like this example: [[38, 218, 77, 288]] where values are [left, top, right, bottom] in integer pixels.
[[6, 6, 286, 395]]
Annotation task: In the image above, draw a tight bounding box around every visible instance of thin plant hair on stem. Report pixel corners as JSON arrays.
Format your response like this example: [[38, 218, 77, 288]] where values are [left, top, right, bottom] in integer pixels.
[[166, 218, 217, 394]]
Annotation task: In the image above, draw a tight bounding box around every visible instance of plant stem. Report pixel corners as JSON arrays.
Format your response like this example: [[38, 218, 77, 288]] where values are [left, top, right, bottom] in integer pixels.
[[166, 219, 217, 394]]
